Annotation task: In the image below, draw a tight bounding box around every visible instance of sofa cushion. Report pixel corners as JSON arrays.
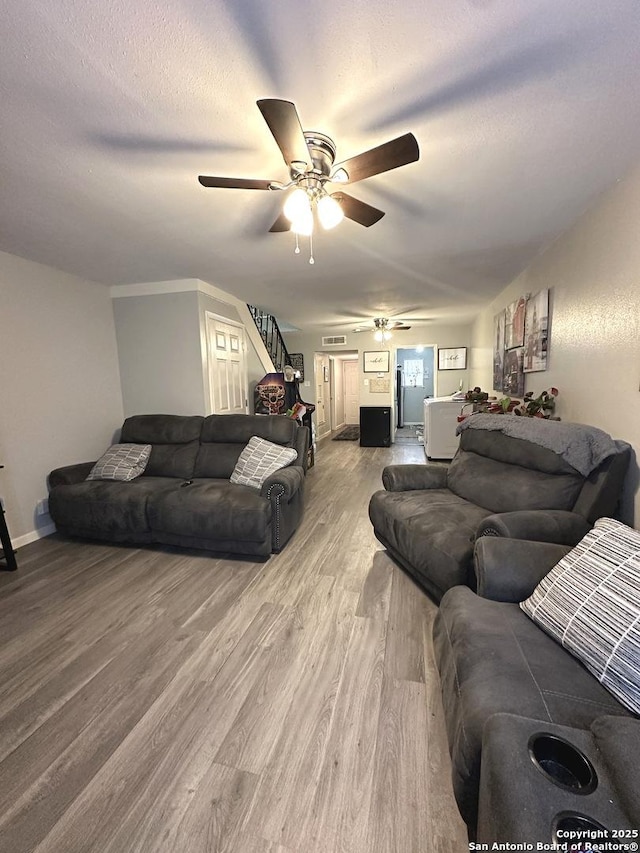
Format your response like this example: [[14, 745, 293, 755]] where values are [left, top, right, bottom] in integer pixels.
[[369, 489, 492, 597], [120, 414, 204, 478], [147, 480, 271, 543], [433, 586, 630, 827], [447, 446, 583, 514], [86, 443, 151, 482], [194, 414, 299, 478], [49, 477, 180, 537], [230, 436, 298, 488], [521, 517, 640, 715]]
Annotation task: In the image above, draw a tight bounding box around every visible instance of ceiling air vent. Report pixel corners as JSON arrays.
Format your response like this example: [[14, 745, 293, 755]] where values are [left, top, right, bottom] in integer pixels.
[[322, 335, 347, 346]]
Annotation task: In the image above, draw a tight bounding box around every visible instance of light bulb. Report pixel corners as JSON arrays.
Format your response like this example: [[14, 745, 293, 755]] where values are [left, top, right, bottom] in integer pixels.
[[374, 329, 391, 342], [290, 207, 314, 236], [317, 194, 344, 230], [283, 188, 311, 223]]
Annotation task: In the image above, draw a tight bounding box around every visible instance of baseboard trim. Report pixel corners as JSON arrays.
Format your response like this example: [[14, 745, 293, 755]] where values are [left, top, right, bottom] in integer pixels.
[[14, 523, 56, 550]]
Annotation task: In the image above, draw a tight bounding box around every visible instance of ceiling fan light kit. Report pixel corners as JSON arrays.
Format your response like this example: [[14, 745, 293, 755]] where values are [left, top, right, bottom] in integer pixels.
[[198, 99, 419, 264]]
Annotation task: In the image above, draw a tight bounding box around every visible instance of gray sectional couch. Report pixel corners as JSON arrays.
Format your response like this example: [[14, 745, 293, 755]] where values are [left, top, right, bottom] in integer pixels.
[[433, 536, 640, 840], [49, 413, 309, 557]]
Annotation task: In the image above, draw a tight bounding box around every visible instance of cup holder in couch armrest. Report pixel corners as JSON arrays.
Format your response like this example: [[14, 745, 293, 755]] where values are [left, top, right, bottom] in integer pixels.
[[552, 812, 608, 843], [528, 733, 597, 794]]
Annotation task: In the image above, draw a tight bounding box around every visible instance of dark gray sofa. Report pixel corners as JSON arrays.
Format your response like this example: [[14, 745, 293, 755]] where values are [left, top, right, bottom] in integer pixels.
[[49, 413, 309, 557], [433, 536, 639, 837], [369, 416, 631, 602]]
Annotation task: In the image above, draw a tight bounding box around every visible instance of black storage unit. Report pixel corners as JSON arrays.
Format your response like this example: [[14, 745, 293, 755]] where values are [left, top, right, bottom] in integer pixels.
[[359, 406, 391, 447]]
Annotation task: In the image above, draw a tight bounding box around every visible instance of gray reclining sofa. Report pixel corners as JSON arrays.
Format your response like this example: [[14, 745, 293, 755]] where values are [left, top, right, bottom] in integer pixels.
[[434, 535, 640, 839], [369, 415, 631, 601], [49, 413, 309, 557]]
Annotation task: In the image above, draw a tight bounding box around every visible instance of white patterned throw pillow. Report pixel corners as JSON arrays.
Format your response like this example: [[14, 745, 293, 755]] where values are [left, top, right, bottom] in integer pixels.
[[520, 517, 640, 714], [86, 443, 152, 482], [230, 435, 297, 488]]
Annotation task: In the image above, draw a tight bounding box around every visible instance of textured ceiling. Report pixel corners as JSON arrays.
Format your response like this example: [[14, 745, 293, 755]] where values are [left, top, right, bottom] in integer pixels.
[[1, 0, 640, 330]]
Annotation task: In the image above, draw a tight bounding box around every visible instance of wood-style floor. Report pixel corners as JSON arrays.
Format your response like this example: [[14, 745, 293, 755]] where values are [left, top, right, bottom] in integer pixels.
[[0, 436, 467, 853]]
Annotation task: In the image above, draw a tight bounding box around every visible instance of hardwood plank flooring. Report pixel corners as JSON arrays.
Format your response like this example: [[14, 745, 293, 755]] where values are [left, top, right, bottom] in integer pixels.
[[0, 437, 467, 852]]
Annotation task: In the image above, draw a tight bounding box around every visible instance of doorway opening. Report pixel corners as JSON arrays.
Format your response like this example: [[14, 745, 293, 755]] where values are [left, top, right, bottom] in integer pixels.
[[395, 346, 435, 443], [313, 350, 359, 441]]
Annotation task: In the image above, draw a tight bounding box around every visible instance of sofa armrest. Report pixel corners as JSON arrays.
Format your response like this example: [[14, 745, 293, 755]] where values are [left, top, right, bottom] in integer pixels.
[[260, 465, 305, 502], [49, 461, 96, 488], [473, 537, 571, 601], [382, 464, 448, 492], [590, 716, 640, 826], [476, 509, 592, 546]]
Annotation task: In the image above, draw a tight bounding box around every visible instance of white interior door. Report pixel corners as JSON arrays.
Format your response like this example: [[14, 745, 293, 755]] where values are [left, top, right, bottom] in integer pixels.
[[206, 314, 248, 414], [343, 360, 360, 423], [314, 353, 328, 437]]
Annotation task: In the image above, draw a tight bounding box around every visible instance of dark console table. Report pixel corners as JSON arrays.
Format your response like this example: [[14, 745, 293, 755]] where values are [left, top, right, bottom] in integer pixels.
[[0, 466, 18, 571]]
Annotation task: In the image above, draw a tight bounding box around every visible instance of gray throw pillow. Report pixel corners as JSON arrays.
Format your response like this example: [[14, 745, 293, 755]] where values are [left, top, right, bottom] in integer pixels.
[[86, 443, 152, 482], [230, 435, 297, 488], [520, 517, 640, 715]]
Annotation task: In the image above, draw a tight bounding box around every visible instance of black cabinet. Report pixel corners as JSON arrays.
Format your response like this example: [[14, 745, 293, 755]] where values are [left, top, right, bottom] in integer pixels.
[[359, 406, 391, 447]]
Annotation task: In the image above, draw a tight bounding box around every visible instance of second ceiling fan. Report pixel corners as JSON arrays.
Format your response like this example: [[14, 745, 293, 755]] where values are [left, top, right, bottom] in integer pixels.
[[198, 99, 419, 237]]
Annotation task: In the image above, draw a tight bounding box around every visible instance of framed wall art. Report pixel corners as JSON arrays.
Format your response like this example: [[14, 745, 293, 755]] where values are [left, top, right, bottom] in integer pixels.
[[505, 296, 527, 349], [493, 310, 506, 391], [438, 347, 467, 370], [524, 289, 549, 373], [363, 351, 390, 373]]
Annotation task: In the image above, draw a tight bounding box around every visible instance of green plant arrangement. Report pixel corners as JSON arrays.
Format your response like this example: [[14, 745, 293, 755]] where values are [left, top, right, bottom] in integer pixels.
[[458, 387, 559, 422]]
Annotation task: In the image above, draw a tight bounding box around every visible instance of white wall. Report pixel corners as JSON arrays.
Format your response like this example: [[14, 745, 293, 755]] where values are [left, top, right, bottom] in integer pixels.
[[0, 251, 123, 544], [470, 160, 640, 525]]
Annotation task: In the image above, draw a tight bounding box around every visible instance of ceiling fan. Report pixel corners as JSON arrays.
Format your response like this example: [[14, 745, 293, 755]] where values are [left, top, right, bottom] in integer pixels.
[[354, 317, 412, 341], [198, 99, 419, 246]]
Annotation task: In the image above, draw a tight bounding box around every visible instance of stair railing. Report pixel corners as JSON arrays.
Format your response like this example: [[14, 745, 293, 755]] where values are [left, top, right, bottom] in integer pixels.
[[247, 305, 292, 373]]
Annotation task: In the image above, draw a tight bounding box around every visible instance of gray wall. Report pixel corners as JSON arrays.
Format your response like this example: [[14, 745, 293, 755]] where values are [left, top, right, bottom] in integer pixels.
[[470, 158, 640, 525], [0, 251, 123, 542], [113, 291, 205, 415]]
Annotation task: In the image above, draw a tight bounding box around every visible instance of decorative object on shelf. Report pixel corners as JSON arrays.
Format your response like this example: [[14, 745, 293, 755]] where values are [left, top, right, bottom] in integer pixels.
[[438, 347, 467, 370], [458, 387, 559, 422], [363, 351, 390, 373], [512, 387, 559, 418]]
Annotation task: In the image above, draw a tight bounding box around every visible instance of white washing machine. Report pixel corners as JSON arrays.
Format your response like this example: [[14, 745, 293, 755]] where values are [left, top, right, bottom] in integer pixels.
[[423, 397, 462, 460]]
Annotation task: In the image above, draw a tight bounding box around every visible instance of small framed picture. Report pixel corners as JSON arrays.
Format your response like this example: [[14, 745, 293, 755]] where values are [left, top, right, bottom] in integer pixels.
[[363, 351, 390, 373], [438, 347, 467, 370], [323, 365, 329, 382]]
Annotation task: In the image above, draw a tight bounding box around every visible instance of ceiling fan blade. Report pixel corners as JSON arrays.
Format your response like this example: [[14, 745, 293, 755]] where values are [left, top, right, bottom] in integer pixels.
[[198, 176, 276, 190], [333, 192, 385, 227], [332, 133, 419, 184], [257, 99, 310, 171], [388, 322, 412, 330], [269, 212, 291, 232]]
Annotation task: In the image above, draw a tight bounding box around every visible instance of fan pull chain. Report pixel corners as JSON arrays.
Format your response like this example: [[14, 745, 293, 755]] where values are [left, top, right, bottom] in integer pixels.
[[309, 232, 315, 265]]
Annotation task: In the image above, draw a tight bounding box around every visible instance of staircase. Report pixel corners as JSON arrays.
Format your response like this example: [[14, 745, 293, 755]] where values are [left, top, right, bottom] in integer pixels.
[[247, 306, 292, 372]]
